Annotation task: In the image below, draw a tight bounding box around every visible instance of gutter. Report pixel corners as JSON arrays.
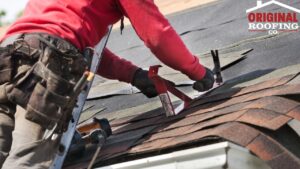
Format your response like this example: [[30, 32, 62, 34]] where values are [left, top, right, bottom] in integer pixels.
[[96, 142, 270, 169]]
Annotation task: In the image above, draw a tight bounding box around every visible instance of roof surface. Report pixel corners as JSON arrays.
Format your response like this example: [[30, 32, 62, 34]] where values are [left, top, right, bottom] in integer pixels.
[[67, 71, 300, 169], [65, 0, 300, 168]]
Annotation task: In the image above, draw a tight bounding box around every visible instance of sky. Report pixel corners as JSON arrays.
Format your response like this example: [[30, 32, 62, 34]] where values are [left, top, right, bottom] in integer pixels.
[[0, 0, 29, 23]]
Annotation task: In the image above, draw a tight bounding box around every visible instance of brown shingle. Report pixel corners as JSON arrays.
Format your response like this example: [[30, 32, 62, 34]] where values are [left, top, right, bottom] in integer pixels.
[[213, 122, 260, 146], [161, 122, 260, 148], [99, 139, 137, 157], [267, 152, 300, 169], [112, 115, 164, 134], [244, 96, 299, 114], [130, 122, 261, 154], [287, 106, 300, 121], [237, 74, 298, 96], [144, 125, 194, 143], [274, 74, 300, 86], [110, 110, 163, 127], [236, 77, 284, 96], [247, 134, 284, 161], [129, 137, 174, 154], [237, 109, 291, 130], [247, 133, 300, 169], [143, 110, 246, 143], [160, 104, 248, 131], [188, 101, 250, 117], [187, 110, 247, 133]]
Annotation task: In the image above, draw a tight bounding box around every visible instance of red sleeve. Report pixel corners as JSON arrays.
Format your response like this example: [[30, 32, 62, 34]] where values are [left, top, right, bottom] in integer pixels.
[[118, 0, 206, 81], [96, 48, 139, 83]]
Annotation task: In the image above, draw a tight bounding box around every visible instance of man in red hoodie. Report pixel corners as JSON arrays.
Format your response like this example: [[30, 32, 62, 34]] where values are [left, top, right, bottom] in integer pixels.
[[0, 0, 214, 168]]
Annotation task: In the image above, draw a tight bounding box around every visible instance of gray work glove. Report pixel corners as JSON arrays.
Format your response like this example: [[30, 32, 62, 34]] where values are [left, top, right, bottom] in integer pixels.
[[132, 69, 158, 98], [193, 67, 215, 92]]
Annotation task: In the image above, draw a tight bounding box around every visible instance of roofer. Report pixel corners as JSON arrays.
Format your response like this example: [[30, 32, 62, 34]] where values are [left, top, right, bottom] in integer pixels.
[[0, 0, 215, 168]]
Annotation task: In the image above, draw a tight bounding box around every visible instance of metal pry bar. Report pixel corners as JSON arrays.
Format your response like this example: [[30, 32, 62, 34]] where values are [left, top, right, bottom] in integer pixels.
[[149, 65, 192, 117]]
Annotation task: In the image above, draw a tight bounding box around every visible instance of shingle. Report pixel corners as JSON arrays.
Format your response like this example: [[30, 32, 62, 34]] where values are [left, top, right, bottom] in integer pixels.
[[94, 126, 159, 163], [107, 126, 157, 145], [273, 84, 300, 97], [110, 110, 163, 127], [156, 115, 203, 131], [246, 134, 284, 161], [112, 115, 164, 134], [188, 101, 251, 117], [192, 83, 300, 111], [131, 122, 260, 154], [160, 104, 249, 131], [99, 139, 138, 158], [236, 77, 283, 96], [146, 107, 291, 143], [244, 96, 300, 114], [267, 152, 300, 169], [238, 84, 300, 105], [161, 122, 260, 149], [191, 88, 241, 106], [200, 94, 252, 111], [191, 74, 296, 108], [129, 137, 174, 154], [145, 125, 194, 142], [143, 110, 247, 143], [237, 74, 298, 96], [237, 109, 291, 130], [287, 106, 300, 121], [186, 110, 247, 133], [158, 128, 214, 149], [246, 133, 300, 169], [274, 74, 300, 86], [288, 74, 300, 85], [213, 122, 260, 146]]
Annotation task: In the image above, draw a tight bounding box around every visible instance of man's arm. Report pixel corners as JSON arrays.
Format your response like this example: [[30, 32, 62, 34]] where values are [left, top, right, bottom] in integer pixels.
[[117, 0, 206, 81], [97, 48, 139, 83]]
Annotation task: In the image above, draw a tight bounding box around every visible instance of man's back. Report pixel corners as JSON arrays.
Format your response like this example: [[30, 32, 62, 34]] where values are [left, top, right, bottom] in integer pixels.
[[3, 0, 123, 50]]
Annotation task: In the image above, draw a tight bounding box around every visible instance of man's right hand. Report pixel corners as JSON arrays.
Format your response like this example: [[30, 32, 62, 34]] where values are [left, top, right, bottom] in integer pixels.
[[193, 67, 215, 92], [132, 68, 158, 98]]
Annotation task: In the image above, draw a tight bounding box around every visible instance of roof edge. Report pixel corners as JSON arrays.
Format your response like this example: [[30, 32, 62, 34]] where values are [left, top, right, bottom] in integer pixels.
[[96, 142, 270, 169]]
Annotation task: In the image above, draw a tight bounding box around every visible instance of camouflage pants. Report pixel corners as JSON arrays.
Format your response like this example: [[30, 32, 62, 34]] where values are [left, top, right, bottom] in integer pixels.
[[0, 33, 87, 168]]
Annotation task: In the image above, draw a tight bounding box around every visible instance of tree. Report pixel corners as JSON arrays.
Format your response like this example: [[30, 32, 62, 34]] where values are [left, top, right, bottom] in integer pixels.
[[0, 10, 6, 26], [16, 10, 24, 19]]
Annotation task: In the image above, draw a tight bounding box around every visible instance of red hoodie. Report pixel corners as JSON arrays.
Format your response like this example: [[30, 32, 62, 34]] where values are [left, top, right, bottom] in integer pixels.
[[2, 0, 206, 83]]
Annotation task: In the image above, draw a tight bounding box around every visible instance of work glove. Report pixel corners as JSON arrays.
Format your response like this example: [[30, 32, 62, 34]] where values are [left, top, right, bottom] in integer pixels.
[[193, 67, 215, 92], [132, 68, 158, 98]]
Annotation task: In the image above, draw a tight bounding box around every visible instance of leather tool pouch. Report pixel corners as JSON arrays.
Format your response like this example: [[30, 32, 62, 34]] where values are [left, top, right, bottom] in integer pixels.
[[26, 37, 89, 132], [5, 35, 90, 132], [0, 46, 14, 85]]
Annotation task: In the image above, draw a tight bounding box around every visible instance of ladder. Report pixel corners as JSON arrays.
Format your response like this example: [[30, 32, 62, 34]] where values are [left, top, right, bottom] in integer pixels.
[[50, 26, 113, 169]]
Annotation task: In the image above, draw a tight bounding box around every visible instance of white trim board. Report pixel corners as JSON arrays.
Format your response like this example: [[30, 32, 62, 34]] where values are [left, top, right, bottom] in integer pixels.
[[96, 142, 271, 169]]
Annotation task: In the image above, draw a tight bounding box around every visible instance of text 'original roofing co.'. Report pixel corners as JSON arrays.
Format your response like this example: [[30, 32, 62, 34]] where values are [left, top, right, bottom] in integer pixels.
[[246, 0, 300, 35]]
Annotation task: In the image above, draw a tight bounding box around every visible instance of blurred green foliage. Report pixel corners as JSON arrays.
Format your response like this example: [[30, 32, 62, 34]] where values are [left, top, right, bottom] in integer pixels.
[[0, 10, 6, 26]]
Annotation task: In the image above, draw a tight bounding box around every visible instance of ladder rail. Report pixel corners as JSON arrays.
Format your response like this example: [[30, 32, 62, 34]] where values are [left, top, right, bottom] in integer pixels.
[[50, 26, 113, 169]]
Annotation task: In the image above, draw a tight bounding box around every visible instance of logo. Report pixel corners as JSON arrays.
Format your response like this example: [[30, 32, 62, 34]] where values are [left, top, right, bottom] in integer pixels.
[[246, 0, 300, 35]]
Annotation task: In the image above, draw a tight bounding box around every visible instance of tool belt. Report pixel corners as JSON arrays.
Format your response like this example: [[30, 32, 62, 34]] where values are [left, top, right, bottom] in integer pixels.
[[0, 33, 92, 133]]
